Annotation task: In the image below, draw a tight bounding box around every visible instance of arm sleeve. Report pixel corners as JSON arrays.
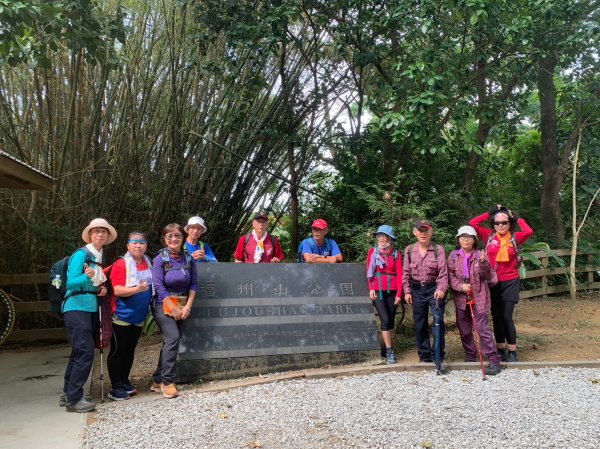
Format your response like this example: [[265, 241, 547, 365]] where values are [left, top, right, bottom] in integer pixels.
[[203, 243, 218, 262], [66, 249, 93, 292], [273, 237, 285, 260], [300, 239, 313, 255], [478, 253, 493, 281], [395, 250, 403, 297], [402, 247, 411, 294], [469, 213, 493, 242], [447, 254, 463, 292], [151, 254, 168, 301], [515, 218, 534, 246], [435, 246, 448, 292], [329, 240, 341, 257], [233, 236, 246, 261], [109, 258, 127, 287], [189, 258, 198, 292]]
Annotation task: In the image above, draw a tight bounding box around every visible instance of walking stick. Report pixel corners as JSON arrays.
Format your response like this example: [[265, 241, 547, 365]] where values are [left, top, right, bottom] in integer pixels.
[[434, 297, 442, 375], [98, 297, 105, 403], [465, 278, 486, 381]]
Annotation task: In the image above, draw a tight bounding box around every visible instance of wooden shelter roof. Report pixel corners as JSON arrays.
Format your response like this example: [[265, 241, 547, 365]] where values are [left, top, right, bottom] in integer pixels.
[[0, 151, 54, 191]]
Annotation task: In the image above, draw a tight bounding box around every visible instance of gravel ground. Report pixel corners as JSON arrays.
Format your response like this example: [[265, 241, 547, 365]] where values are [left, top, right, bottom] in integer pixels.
[[85, 368, 600, 449]]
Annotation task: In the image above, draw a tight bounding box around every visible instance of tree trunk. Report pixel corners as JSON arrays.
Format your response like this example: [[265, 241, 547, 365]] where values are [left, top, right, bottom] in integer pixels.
[[538, 53, 565, 245]]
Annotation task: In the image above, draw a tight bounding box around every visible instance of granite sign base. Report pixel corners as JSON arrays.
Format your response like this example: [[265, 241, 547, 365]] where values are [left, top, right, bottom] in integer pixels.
[[176, 263, 381, 383], [177, 350, 380, 383]]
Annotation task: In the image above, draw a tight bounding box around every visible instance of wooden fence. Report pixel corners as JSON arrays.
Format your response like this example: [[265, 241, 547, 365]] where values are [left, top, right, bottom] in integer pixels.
[[1, 250, 598, 343]]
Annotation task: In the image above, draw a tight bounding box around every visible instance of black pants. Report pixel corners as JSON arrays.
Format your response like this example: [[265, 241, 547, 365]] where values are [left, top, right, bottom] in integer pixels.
[[490, 279, 519, 345], [63, 310, 98, 403], [373, 290, 397, 331], [411, 284, 445, 362], [107, 322, 142, 388]]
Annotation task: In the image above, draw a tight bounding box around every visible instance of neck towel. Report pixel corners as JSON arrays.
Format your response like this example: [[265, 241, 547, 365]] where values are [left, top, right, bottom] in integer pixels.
[[85, 243, 106, 287], [495, 232, 513, 263], [252, 231, 267, 263]]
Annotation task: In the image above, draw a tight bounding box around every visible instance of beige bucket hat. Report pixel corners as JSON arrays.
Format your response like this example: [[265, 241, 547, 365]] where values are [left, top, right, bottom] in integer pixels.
[[81, 218, 117, 244]]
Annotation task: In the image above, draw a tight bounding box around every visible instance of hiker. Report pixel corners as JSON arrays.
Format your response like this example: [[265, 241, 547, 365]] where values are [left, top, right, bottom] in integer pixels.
[[106, 231, 154, 401], [402, 219, 448, 367], [151, 223, 197, 398], [233, 211, 284, 263], [184, 216, 218, 263], [62, 218, 116, 413], [366, 225, 403, 364], [448, 226, 501, 375], [298, 219, 343, 263], [469, 205, 533, 362]]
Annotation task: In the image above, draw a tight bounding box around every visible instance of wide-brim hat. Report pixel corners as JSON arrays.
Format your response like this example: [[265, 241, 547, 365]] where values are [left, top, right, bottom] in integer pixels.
[[184, 216, 207, 233], [455, 225, 478, 239], [82, 218, 117, 244], [375, 224, 396, 240]]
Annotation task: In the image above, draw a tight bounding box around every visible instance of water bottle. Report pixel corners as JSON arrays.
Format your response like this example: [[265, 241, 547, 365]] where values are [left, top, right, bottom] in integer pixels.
[[52, 274, 61, 289]]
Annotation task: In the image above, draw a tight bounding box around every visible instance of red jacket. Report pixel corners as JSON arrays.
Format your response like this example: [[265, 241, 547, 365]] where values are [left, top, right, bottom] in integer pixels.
[[469, 213, 534, 282], [366, 247, 403, 295]]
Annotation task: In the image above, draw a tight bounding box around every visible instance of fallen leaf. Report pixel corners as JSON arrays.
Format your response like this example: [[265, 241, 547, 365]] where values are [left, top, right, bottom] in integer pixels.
[[247, 440, 262, 448], [219, 413, 229, 420], [419, 440, 433, 448]]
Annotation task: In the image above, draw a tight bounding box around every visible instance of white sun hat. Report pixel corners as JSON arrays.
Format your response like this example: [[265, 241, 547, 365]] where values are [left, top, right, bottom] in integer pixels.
[[184, 216, 207, 233], [455, 225, 478, 239]]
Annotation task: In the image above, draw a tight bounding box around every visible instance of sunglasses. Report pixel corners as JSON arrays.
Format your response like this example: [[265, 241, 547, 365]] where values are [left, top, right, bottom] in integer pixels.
[[494, 221, 509, 226]]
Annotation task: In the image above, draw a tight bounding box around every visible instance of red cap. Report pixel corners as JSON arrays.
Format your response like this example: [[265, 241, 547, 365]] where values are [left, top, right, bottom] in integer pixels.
[[414, 219, 433, 230], [311, 219, 328, 230]]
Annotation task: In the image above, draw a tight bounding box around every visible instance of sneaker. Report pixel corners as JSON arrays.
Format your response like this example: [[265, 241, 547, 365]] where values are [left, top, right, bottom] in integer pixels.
[[485, 364, 502, 375], [123, 382, 137, 396], [420, 359, 433, 363], [108, 387, 129, 401], [436, 361, 448, 375], [66, 398, 96, 413], [507, 350, 518, 362], [150, 381, 162, 392], [385, 348, 397, 364], [161, 383, 178, 399], [498, 348, 509, 362], [60, 393, 91, 407]]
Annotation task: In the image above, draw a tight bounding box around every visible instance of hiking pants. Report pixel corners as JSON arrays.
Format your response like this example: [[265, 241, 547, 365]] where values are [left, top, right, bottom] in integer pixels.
[[107, 322, 142, 388], [372, 290, 397, 331], [152, 303, 183, 385], [455, 305, 499, 365], [63, 310, 98, 404], [490, 279, 519, 345], [411, 283, 445, 362]]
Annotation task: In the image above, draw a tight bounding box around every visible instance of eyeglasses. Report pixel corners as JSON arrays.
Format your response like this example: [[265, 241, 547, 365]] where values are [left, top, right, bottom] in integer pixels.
[[165, 233, 182, 240], [459, 235, 474, 239], [494, 221, 509, 226], [312, 227, 325, 232]]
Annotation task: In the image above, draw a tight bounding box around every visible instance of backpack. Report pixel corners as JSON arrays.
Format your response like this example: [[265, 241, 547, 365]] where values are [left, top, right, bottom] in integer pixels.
[[243, 233, 277, 260], [485, 233, 522, 269], [48, 247, 99, 314], [159, 248, 193, 271], [296, 238, 332, 263]]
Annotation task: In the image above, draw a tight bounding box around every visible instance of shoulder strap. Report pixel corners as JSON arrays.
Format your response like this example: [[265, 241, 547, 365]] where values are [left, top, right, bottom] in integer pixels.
[[270, 234, 276, 249], [433, 244, 439, 259], [324, 238, 331, 253], [407, 244, 414, 264], [243, 233, 252, 257], [510, 235, 520, 255], [485, 233, 495, 250]]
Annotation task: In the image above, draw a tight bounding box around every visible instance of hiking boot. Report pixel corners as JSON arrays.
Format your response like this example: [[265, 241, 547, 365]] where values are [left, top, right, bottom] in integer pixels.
[[123, 382, 137, 396], [385, 348, 397, 364], [66, 398, 96, 413], [150, 381, 162, 392], [60, 393, 91, 407], [436, 361, 448, 375], [498, 348, 509, 362], [507, 350, 518, 362], [108, 387, 129, 401], [485, 364, 502, 375], [161, 383, 178, 399]]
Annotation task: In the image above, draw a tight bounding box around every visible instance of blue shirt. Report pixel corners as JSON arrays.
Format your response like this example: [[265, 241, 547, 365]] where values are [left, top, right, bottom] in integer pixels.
[[185, 241, 218, 263], [300, 238, 341, 257]]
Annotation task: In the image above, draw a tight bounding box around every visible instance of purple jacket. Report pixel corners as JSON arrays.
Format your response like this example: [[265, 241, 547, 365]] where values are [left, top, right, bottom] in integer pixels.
[[448, 250, 495, 313], [151, 252, 197, 303]]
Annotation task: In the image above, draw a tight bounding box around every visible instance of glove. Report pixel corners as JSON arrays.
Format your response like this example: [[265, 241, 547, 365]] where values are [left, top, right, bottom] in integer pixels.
[[507, 209, 520, 221], [488, 204, 505, 216]]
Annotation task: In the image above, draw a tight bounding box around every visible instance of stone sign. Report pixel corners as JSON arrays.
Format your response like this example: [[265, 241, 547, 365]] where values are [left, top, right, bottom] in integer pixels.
[[176, 263, 379, 381]]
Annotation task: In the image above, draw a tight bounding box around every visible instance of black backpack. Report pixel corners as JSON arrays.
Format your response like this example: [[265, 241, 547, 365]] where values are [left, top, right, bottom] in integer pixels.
[[48, 247, 97, 314]]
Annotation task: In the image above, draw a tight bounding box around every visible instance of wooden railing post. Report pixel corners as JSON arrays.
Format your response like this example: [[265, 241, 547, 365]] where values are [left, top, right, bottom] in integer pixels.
[[541, 253, 548, 298]]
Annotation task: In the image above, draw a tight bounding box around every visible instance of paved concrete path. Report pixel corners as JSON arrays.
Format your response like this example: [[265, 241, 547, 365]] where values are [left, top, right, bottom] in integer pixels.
[[0, 346, 87, 449]]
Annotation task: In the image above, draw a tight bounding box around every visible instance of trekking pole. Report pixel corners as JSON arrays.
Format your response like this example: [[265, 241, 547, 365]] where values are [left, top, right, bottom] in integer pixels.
[[465, 278, 486, 381], [98, 296, 105, 403], [434, 297, 442, 375]]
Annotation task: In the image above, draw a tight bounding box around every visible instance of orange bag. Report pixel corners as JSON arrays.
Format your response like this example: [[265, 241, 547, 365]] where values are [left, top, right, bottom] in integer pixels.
[[163, 296, 187, 317]]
